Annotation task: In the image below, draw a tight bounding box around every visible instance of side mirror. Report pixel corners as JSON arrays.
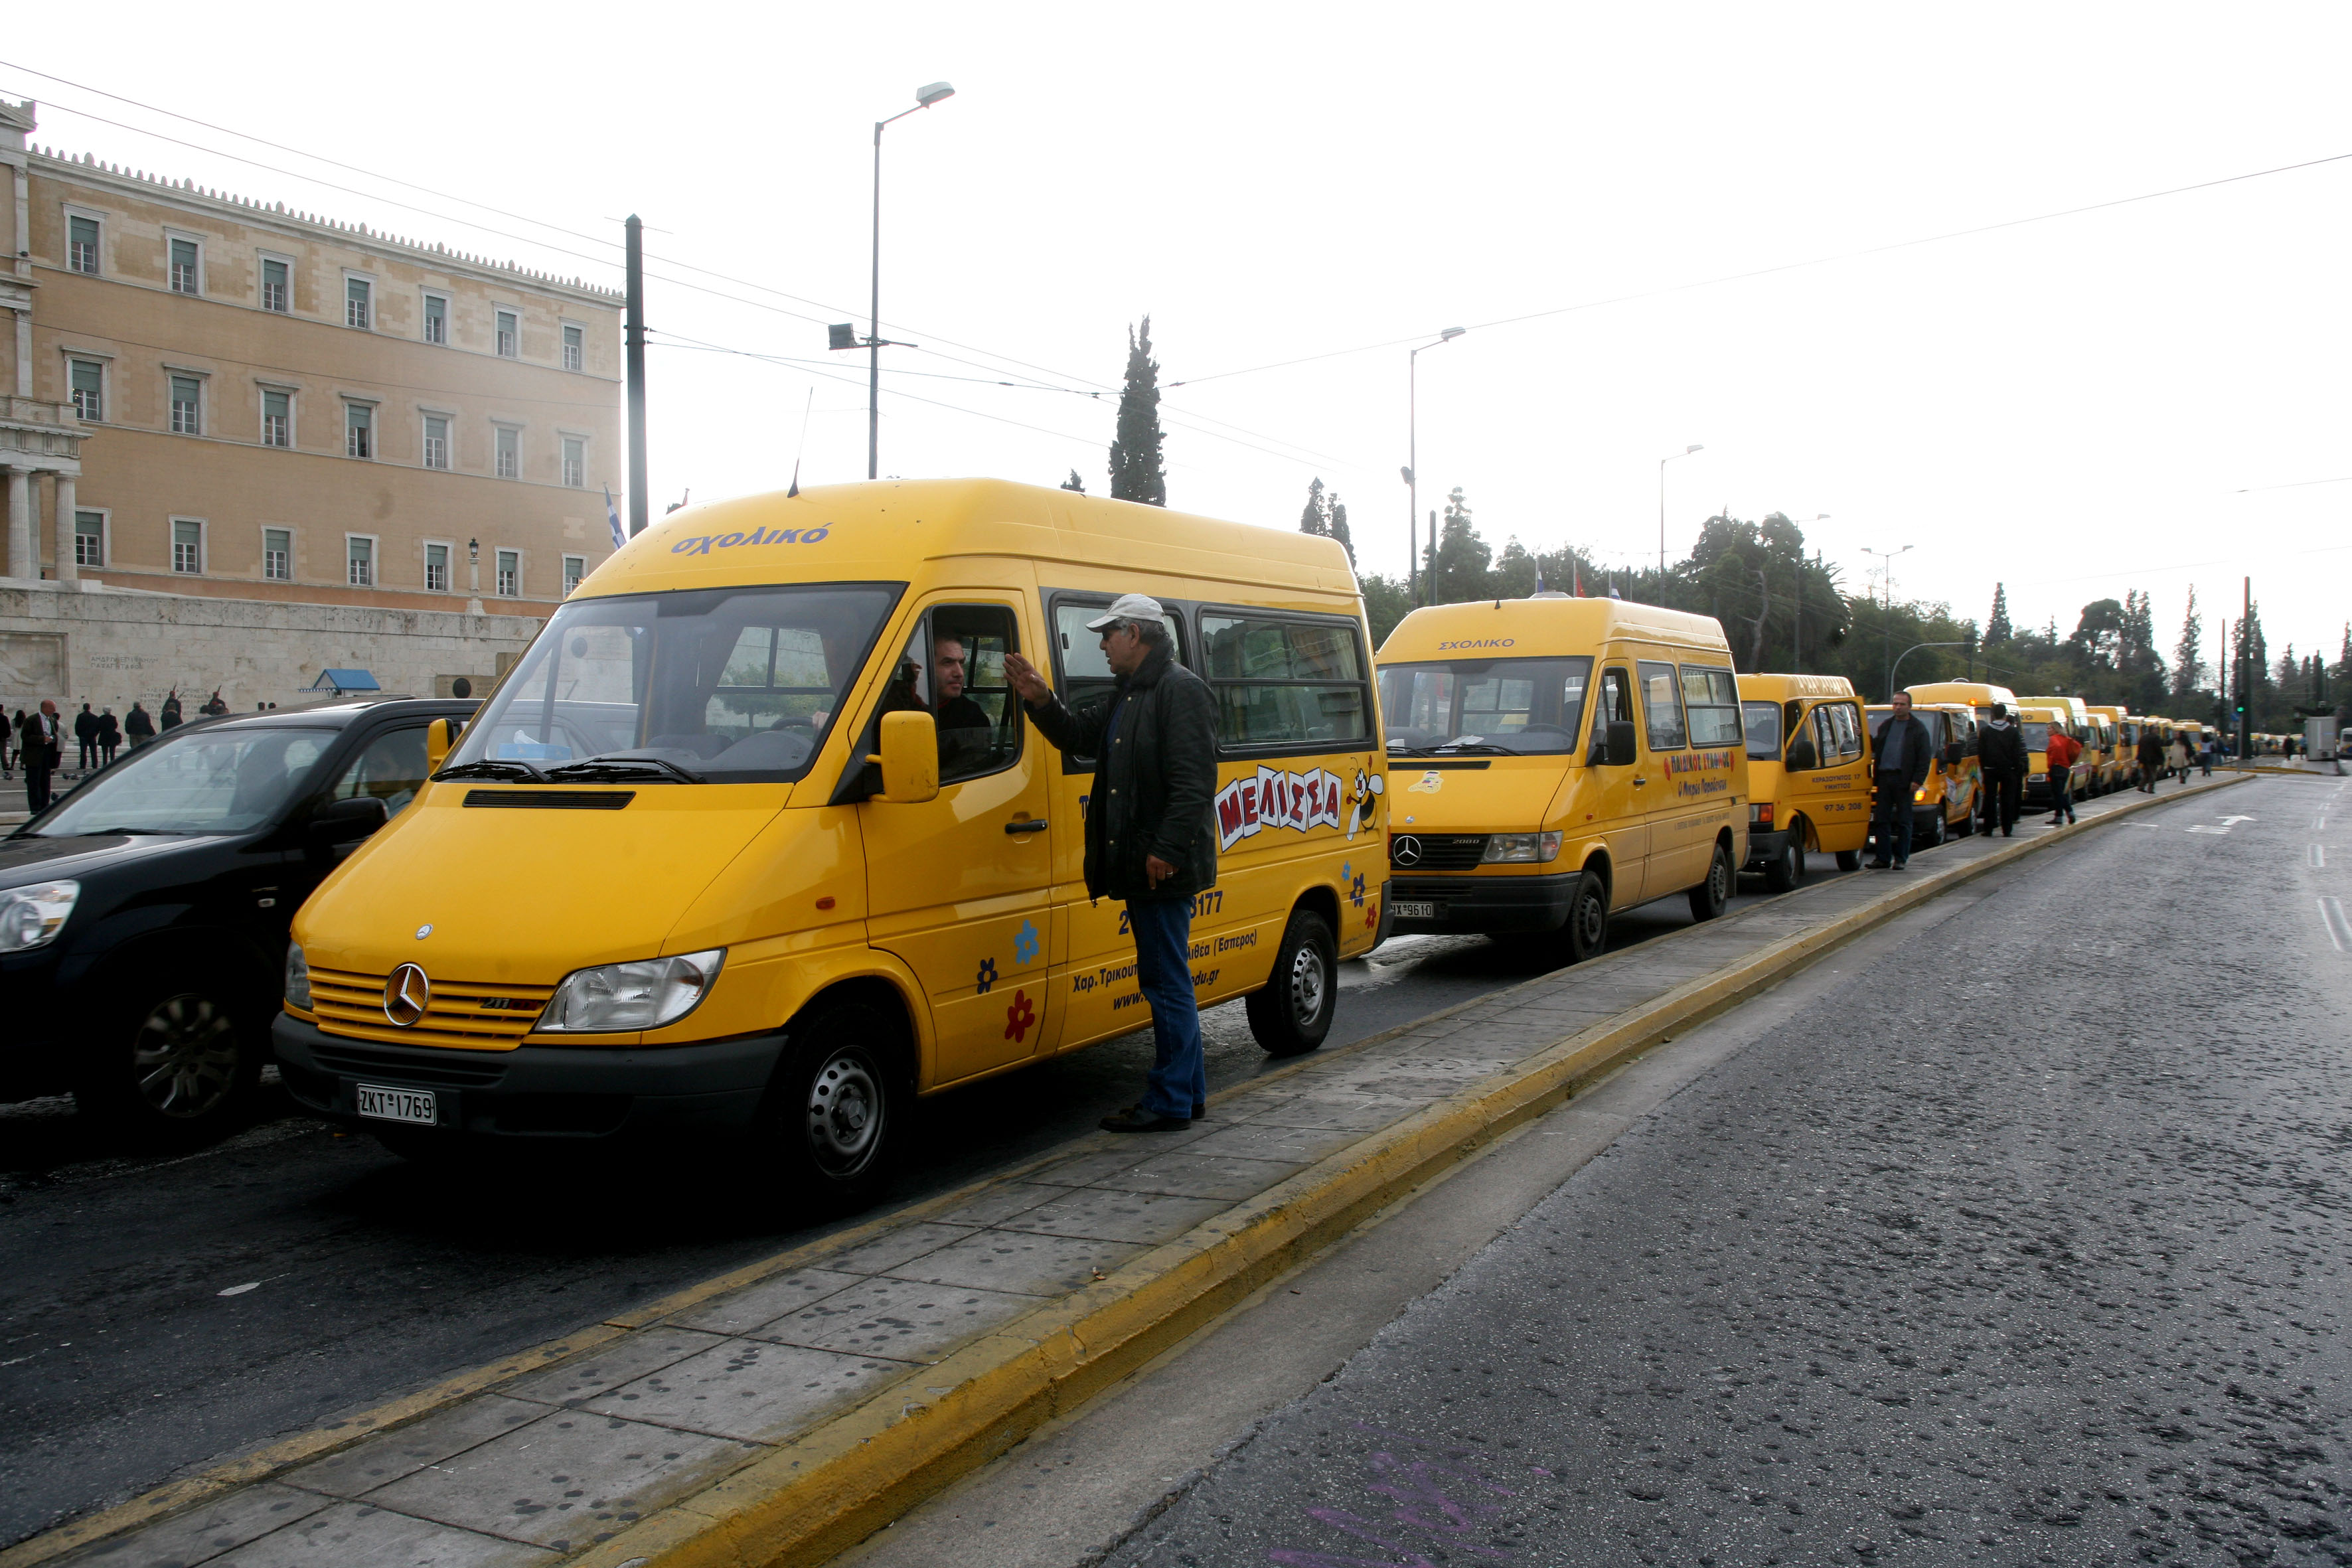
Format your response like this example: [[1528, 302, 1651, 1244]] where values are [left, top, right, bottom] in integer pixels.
[[1785, 738, 1818, 773], [426, 718, 460, 775], [868, 710, 940, 803], [1943, 741, 1963, 766], [311, 795, 388, 846], [1604, 719, 1638, 768]]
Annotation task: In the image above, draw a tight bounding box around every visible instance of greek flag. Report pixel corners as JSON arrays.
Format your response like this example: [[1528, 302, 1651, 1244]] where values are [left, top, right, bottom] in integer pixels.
[[603, 485, 625, 550]]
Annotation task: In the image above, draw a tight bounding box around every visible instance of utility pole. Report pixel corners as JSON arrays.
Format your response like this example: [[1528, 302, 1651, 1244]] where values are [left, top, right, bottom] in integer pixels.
[[2240, 575, 2253, 761], [624, 215, 649, 537], [1861, 543, 1913, 700]]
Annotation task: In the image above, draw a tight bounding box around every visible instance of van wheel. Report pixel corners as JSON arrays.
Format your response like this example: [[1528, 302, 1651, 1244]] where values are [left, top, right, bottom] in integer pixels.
[[1835, 848, 1863, 872], [1687, 841, 1732, 922], [1764, 833, 1804, 894], [745, 1000, 902, 1207], [1917, 810, 1944, 849], [76, 970, 264, 1148], [1562, 870, 1610, 963], [1249, 909, 1336, 1056]]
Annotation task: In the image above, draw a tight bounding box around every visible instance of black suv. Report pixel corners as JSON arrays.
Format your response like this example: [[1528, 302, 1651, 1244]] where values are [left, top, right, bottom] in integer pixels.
[[0, 698, 474, 1145]]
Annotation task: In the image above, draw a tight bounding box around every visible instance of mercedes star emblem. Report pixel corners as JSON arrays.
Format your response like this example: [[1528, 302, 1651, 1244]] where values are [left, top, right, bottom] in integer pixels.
[[1392, 834, 1423, 868], [383, 963, 432, 1026]]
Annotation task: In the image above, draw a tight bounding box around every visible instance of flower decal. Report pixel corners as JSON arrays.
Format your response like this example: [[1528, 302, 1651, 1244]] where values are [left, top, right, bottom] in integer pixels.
[[1014, 918, 1042, 966], [1003, 989, 1037, 1044], [975, 956, 998, 994]]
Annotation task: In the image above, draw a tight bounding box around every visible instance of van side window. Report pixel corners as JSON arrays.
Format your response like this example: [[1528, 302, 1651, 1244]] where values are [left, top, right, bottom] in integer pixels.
[[1809, 704, 1839, 765], [1828, 702, 1863, 759], [330, 725, 429, 819], [1636, 661, 1686, 751], [1679, 666, 1741, 747], [1050, 598, 1186, 769], [881, 605, 1023, 785], [1201, 612, 1370, 751]]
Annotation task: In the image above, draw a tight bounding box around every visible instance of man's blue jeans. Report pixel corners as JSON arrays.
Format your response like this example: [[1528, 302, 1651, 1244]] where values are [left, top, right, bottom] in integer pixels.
[[1125, 896, 1206, 1121]]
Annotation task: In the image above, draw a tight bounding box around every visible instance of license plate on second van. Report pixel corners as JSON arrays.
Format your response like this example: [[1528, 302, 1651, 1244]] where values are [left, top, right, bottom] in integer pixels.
[[1391, 901, 1440, 919], [356, 1084, 437, 1125]]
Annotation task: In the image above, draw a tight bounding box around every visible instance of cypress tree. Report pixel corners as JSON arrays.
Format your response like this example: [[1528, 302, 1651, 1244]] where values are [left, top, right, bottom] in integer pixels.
[[1328, 493, 1353, 566], [1986, 583, 2013, 644], [2171, 585, 2203, 700], [1107, 317, 1167, 507], [1061, 469, 1086, 494]]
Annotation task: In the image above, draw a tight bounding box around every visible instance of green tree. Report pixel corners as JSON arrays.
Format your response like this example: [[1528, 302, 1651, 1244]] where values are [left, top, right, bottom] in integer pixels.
[[2171, 585, 2203, 701], [1107, 317, 1166, 507], [1986, 583, 2013, 645], [1296, 478, 1355, 566], [1061, 469, 1086, 494], [1358, 573, 1411, 646], [1427, 488, 1492, 603]]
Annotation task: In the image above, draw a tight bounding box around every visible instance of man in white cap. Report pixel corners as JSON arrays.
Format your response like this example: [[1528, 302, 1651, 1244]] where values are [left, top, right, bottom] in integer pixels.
[[1005, 594, 1220, 1132]]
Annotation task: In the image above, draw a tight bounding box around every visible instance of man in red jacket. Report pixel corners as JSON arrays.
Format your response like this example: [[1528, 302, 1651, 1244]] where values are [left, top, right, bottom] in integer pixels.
[[2044, 726, 2082, 826]]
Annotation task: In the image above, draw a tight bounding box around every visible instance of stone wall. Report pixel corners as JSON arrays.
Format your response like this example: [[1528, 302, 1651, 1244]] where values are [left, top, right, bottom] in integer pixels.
[[0, 579, 541, 714]]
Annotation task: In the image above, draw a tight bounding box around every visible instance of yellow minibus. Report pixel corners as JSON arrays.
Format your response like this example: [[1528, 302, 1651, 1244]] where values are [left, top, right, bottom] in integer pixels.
[[273, 479, 1387, 1199], [1375, 595, 1748, 962], [1865, 700, 1980, 847], [2017, 695, 2094, 799], [1737, 673, 1871, 889], [1905, 680, 2019, 725], [2088, 705, 2136, 787]]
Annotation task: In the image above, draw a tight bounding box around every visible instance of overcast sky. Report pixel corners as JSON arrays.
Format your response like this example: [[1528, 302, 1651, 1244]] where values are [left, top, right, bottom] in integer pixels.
[[11, 3, 2349, 672]]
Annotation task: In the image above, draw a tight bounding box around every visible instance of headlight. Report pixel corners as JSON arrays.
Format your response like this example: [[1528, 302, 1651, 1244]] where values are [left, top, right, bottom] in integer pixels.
[[537, 948, 725, 1034], [1482, 831, 1562, 864], [1913, 787, 1934, 803], [285, 942, 313, 1010], [0, 881, 78, 951]]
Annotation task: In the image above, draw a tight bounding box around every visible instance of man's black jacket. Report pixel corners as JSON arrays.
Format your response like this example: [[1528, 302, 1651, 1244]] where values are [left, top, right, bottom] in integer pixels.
[[1871, 711, 1934, 791], [1980, 718, 2029, 775], [1026, 639, 1219, 903]]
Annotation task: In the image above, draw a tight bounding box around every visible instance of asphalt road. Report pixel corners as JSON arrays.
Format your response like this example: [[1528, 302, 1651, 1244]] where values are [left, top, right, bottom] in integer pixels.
[[0, 849, 1811, 1547], [1103, 775, 2352, 1568]]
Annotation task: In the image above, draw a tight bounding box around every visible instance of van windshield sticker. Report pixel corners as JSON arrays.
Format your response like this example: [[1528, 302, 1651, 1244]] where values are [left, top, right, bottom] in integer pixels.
[[668, 525, 832, 556]]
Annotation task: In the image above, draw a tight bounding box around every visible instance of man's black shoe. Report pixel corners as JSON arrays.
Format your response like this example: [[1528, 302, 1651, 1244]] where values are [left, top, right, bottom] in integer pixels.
[[1868, 859, 1891, 870], [1101, 1106, 1191, 1134], [1893, 858, 1908, 869]]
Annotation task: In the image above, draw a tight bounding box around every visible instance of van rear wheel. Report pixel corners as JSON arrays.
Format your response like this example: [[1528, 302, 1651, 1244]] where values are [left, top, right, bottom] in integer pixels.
[[1687, 841, 1732, 922], [1248, 909, 1336, 1056], [1763, 833, 1804, 894], [745, 1000, 902, 1208]]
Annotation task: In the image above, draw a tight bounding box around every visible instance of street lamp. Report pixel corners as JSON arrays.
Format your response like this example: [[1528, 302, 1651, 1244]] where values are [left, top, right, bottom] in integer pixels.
[[465, 536, 481, 615], [837, 82, 955, 481], [1403, 327, 1464, 609], [1860, 542, 1914, 700], [1658, 445, 1702, 577]]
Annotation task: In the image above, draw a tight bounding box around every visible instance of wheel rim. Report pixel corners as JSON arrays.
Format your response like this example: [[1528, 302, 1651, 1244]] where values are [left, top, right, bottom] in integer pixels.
[[132, 992, 241, 1119], [1711, 850, 1731, 905], [1288, 940, 1328, 1028], [1576, 888, 1607, 949], [1780, 841, 1800, 881], [805, 1047, 884, 1178]]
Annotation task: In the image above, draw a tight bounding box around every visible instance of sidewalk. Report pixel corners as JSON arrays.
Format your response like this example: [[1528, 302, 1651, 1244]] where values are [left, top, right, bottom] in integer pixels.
[[5, 775, 2249, 1568]]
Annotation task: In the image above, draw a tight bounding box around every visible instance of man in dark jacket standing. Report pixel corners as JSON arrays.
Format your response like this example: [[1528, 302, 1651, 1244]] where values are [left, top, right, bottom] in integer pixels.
[[22, 700, 63, 813], [1978, 702, 2028, 836], [125, 701, 156, 748], [73, 703, 98, 771], [1005, 594, 1220, 1133], [2134, 726, 2167, 794], [1869, 691, 1934, 869]]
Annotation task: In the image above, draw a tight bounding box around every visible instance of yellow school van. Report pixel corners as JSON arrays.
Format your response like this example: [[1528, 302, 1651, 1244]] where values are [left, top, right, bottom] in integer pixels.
[[2018, 695, 2093, 801], [1374, 595, 1748, 962], [2087, 704, 2135, 787], [1905, 680, 2019, 725], [271, 479, 1388, 1200], [1736, 674, 1871, 889]]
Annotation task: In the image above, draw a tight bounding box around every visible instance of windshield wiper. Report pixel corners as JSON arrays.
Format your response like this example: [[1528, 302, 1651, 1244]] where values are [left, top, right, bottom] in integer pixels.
[[434, 759, 545, 782], [1432, 742, 1517, 755], [542, 756, 706, 784]]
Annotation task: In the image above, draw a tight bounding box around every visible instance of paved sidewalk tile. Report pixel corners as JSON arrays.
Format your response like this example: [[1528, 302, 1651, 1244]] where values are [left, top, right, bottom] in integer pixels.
[[211, 1502, 555, 1567], [1243, 1091, 1423, 1133], [745, 1276, 1040, 1361], [499, 1328, 728, 1408], [881, 1229, 1148, 1295], [994, 1188, 1232, 1245], [818, 1221, 979, 1277], [285, 1395, 547, 1498], [580, 1337, 903, 1441], [1091, 1150, 1306, 1202], [1178, 1122, 1367, 1164], [61, 1484, 331, 1567], [666, 1267, 866, 1337], [927, 1181, 1063, 1228]]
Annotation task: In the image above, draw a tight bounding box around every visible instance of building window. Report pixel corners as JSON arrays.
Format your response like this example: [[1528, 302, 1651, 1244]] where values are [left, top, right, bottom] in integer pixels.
[[495, 425, 519, 479], [346, 403, 372, 459], [423, 416, 451, 471], [68, 214, 100, 274], [74, 510, 105, 568], [562, 324, 583, 372], [423, 293, 447, 345], [170, 237, 200, 295], [563, 555, 586, 596], [426, 542, 449, 593], [495, 309, 518, 358], [173, 518, 203, 574], [561, 435, 585, 488], [170, 375, 202, 435], [69, 359, 104, 423], [496, 548, 519, 597], [263, 390, 291, 448], [263, 527, 291, 581], [262, 258, 289, 313], [347, 536, 374, 588], [346, 276, 372, 329]]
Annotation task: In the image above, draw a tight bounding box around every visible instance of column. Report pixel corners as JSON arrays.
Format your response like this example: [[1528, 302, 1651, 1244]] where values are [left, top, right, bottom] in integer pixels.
[[52, 472, 78, 586], [4, 465, 31, 580]]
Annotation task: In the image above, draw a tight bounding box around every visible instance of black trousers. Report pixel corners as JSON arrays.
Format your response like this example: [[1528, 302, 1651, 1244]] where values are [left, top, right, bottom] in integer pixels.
[[1871, 771, 1915, 862], [77, 739, 96, 769], [25, 765, 53, 813], [1981, 768, 2023, 833], [2048, 770, 2075, 821]]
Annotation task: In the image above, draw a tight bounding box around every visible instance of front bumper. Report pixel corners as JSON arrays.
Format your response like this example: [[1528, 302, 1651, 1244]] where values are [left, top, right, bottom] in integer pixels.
[[272, 1013, 783, 1141], [0, 947, 72, 1101], [1741, 826, 1795, 870], [1386, 870, 1579, 935]]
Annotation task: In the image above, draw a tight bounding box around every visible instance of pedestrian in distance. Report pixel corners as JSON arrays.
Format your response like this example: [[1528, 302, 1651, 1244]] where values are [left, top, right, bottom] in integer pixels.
[[22, 700, 63, 815], [73, 702, 98, 772], [1003, 593, 1220, 1133], [2135, 726, 2165, 794], [1977, 702, 2027, 836], [2167, 730, 2189, 785], [159, 690, 183, 731], [2199, 735, 2215, 777], [97, 706, 120, 765], [125, 700, 156, 749], [1, 705, 16, 777], [1868, 691, 1933, 870], [2045, 724, 2082, 825]]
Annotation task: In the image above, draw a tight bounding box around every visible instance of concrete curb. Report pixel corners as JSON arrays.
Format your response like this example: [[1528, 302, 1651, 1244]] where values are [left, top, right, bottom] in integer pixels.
[[1, 774, 2248, 1568]]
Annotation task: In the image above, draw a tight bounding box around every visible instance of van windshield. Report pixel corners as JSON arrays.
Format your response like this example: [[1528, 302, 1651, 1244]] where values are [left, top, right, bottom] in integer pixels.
[[444, 584, 900, 783], [1379, 658, 1592, 755], [1740, 701, 1782, 760], [2021, 722, 2053, 751], [1867, 708, 1946, 749], [25, 724, 335, 836]]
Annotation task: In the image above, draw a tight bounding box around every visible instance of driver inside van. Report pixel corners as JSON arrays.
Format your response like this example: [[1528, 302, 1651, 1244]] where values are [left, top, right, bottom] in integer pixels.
[[819, 627, 993, 769]]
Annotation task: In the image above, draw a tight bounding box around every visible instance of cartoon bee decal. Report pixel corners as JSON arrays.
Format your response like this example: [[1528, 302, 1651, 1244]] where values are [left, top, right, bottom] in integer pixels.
[[1346, 768, 1386, 842]]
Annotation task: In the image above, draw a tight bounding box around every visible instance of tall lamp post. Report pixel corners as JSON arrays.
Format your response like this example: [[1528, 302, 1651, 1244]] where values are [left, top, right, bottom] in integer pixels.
[[1658, 444, 1703, 577], [1403, 327, 1464, 608], [836, 82, 955, 481], [1860, 542, 1914, 700]]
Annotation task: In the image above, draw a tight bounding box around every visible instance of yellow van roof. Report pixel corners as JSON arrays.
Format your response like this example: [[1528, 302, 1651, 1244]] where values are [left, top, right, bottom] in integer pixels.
[[2017, 694, 2088, 722], [1905, 680, 2019, 706], [576, 478, 1360, 603], [1737, 672, 1857, 702], [1377, 595, 1732, 660]]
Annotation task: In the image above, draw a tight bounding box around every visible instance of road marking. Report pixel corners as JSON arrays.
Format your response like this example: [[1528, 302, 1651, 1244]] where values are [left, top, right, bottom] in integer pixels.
[[2323, 898, 2352, 953], [2313, 845, 2327, 868], [2186, 825, 2232, 834]]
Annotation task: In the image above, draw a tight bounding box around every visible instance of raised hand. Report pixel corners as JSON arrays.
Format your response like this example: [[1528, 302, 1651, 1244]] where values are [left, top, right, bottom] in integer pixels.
[[1002, 652, 1052, 705]]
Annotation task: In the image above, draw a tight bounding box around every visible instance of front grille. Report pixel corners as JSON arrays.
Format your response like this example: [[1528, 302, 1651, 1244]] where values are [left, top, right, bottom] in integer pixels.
[[310, 966, 554, 1052], [311, 1042, 510, 1088], [463, 789, 635, 810], [1389, 833, 1488, 872]]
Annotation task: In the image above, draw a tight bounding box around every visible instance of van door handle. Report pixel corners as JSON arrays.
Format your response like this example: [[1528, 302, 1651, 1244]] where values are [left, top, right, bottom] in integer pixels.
[[1004, 819, 1049, 834], [1632, 777, 1648, 787]]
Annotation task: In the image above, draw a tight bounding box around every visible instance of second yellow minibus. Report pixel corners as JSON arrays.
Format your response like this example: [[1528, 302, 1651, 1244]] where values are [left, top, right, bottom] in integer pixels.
[[1737, 673, 1871, 888]]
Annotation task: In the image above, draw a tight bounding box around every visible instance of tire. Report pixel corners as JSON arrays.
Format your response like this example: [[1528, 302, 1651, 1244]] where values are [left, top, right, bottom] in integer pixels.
[[1763, 831, 1804, 894], [742, 999, 903, 1208], [1687, 839, 1732, 921], [1955, 803, 1976, 837], [75, 969, 264, 1148], [1248, 908, 1337, 1056], [1561, 869, 1610, 964], [1835, 848, 1863, 872], [1917, 809, 1944, 849]]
